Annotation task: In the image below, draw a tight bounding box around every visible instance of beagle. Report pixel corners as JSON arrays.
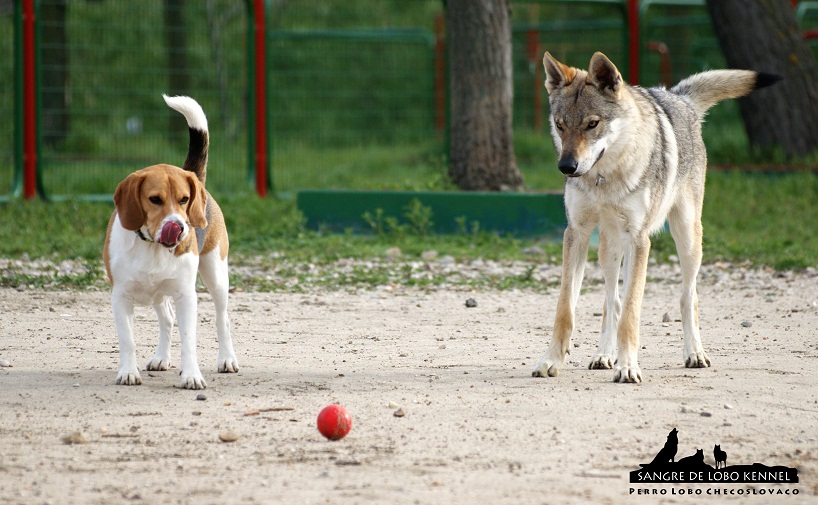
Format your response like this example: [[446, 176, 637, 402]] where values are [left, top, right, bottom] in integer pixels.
[[103, 95, 237, 389]]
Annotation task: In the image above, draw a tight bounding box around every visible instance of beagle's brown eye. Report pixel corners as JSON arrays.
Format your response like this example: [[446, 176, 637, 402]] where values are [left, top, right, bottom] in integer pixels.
[[149, 196, 163, 205], [180, 197, 189, 205]]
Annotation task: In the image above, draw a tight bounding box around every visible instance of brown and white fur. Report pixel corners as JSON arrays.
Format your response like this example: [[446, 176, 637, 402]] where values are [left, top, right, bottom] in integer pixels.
[[104, 95, 237, 389], [531, 52, 779, 383]]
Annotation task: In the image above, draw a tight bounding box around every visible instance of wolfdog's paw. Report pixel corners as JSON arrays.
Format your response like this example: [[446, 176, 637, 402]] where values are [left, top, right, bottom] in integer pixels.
[[116, 369, 142, 386], [613, 365, 642, 384], [217, 354, 239, 373], [589, 354, 614, 370], [684, 350, 711, 368], [179, 370, 207, 390], [531, 349, 566, 378], [146, 355, 170, 372]]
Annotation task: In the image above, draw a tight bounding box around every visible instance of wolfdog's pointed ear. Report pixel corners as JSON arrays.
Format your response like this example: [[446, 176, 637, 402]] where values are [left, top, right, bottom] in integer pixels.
[[543, 52, 576, 93], [587, 52, 623, 96]]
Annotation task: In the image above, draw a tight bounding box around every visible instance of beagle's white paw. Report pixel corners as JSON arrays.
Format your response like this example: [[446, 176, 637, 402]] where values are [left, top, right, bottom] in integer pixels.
[[116, 369, 142, 386], [218, 355, 239, 373], [179, 370, 207, 390], [146, 356, 170, 372]]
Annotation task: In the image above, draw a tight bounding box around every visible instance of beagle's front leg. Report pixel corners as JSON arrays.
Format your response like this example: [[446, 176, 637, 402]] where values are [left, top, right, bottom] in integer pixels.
[[112, 292, 141, 385], [174, 288, 207, 390]]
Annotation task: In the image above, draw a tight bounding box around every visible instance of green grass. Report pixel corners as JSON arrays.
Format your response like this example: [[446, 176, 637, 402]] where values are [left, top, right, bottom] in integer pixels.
[[700, 170, 818, 270], [271, 140, 454, 193], [0, 170, 815, 291]]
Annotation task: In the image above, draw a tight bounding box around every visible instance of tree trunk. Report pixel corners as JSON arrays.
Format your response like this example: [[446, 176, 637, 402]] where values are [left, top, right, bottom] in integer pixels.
[[40, 0, 69, 149], [446, 0, 524, 191], [705, 0, 818, 158]]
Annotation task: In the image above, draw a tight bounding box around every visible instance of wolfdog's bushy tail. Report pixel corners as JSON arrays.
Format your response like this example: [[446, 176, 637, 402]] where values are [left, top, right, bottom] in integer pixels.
[[670, 70, 781, 117]]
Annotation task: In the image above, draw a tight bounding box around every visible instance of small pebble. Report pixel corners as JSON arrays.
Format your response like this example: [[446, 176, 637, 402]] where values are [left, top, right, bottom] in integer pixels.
[[196, 394, 207, 401], [700, 412, 712, 417], [724, 403, 733, 410], [393, 408, 406, 418], [61, 431, 89, 445], [0, 359, 11, 368], [465, 298, 477, 308], [218, 430, 239, 443], [421, 250, 438, 261], [741, 321, 752, 328], [662, 312, 672, 323]]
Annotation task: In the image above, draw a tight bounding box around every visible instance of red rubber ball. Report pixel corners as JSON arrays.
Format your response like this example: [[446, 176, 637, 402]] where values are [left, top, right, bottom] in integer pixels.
[[317, 404, 352, 440]]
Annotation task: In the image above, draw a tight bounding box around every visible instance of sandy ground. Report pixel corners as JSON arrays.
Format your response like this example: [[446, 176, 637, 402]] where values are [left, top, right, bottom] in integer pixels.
[[1, 264, 817, 504]]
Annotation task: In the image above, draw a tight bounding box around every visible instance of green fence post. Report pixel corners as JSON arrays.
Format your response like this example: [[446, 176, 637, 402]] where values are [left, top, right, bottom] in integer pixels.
[[245, 0, 256, 192]]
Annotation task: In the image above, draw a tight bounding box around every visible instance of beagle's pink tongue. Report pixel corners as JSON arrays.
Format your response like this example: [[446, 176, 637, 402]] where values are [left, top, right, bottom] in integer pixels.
[[159, 222, 182, 246]]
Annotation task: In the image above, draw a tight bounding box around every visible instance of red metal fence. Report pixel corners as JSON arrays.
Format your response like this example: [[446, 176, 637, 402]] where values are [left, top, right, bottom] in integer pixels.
[[3, 0, 816, 200]]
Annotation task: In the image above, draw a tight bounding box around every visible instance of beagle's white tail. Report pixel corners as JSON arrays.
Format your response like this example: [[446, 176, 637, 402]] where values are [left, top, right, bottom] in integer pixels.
[[163, 94, 209, 185]]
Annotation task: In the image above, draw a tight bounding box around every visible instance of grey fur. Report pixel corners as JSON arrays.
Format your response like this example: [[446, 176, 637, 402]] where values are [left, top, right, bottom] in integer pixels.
[[532, 52, 778, 383]]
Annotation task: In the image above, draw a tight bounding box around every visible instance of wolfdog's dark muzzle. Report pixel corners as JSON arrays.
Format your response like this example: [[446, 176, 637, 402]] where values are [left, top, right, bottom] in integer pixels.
[[558, 157, 579, 176]]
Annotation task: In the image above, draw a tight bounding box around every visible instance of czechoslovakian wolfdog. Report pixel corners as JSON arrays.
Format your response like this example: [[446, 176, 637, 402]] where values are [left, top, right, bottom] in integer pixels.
[[531, 52, 779, 383]]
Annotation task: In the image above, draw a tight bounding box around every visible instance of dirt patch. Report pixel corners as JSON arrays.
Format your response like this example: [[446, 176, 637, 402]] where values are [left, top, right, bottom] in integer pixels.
[[1, 265, 817, 503]]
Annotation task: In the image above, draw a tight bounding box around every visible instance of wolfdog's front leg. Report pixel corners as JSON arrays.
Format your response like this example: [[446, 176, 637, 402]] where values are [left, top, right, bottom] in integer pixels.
[[613, 234, 651, 383], [532, 226, 590, 377], [590, 230, 622, 369]]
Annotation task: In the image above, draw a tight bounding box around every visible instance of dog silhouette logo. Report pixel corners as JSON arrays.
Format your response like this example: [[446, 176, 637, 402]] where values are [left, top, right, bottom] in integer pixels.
[[630, 429, 798, 484], [714, 444, 727, 469], [644, 427, 677, 465]]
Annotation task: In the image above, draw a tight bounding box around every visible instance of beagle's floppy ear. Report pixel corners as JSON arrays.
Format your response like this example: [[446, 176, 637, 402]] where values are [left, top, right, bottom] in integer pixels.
[[113, 172, 146, 231], [185, 172, 208, 229]]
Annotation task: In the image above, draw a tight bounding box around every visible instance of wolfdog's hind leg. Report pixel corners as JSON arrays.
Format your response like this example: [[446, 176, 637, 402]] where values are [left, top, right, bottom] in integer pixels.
[[668, 204, 711, 368]]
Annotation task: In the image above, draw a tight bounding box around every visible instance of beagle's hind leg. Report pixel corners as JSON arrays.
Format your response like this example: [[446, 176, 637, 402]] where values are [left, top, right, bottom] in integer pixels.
[[146, 297, 174, 371], [198, 248, 238, 373]]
